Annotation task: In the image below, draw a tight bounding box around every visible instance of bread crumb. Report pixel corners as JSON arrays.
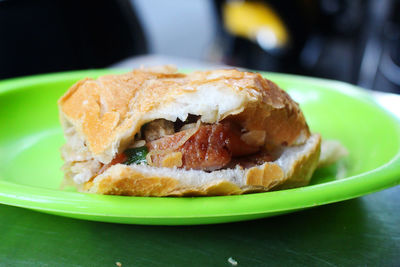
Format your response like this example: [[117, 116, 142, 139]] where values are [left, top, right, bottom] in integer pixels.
[[228, 257, 238, 266], [115, 262, 122, 267]]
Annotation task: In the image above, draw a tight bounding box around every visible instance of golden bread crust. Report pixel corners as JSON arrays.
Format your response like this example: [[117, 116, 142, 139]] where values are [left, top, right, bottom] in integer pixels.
[[58, 67, 310, 164], [229, 78, 309, 147], [245, 163, 285, 188]]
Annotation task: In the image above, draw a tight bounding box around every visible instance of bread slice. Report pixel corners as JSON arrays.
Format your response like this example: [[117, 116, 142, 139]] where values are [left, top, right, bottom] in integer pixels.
[[58, 66, 327, 196]]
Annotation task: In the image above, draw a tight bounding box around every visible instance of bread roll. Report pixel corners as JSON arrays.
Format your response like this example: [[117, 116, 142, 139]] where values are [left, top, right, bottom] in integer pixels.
[[59, 66, 325, 196]]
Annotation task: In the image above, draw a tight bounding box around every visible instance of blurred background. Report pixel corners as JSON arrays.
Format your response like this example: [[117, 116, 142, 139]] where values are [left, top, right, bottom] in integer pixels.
[[0, 0, 399, 93]]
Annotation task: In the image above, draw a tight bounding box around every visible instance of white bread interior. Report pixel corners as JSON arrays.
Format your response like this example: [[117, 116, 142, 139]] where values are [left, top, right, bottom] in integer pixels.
[[318, 140, 348, 168]]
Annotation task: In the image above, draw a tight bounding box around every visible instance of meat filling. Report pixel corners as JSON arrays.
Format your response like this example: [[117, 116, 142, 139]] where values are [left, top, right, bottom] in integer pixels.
[[147, 122, 259, 171], [98, 119, 278, 176]]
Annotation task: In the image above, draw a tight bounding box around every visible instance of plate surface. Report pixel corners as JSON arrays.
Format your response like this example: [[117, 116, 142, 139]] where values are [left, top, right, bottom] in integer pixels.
[[0, 70, 399, 225]]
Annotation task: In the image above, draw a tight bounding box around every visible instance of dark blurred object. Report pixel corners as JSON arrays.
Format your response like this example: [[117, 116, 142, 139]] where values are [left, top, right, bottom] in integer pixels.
[[373, 0, 400, 93], [0, 0, 147, 79], [214, 0, 400, 93]]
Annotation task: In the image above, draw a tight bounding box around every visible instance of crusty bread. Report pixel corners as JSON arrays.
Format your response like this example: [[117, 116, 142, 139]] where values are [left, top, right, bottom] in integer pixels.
[[58, 66, 309, 164], [59, 66, 325, 196]]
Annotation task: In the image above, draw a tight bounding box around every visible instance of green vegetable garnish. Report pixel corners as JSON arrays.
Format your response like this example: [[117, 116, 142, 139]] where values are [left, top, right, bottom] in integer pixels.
[[124, 146, 148, 165]]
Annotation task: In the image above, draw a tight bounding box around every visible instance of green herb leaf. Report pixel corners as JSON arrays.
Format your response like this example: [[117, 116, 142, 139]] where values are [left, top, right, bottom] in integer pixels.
[[124, 146, 148, 165]]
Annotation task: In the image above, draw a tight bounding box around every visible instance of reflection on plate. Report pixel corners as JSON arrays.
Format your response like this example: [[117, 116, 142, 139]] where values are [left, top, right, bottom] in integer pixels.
[[0, 70, 399, 225]]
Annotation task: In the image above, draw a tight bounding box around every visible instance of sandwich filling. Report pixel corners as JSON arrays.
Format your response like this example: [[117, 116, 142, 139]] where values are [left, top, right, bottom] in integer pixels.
[[96, 116, 279, 177]]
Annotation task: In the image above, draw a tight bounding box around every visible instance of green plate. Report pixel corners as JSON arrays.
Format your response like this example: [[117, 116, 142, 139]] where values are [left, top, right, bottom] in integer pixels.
[[0, 70, 400, 225]]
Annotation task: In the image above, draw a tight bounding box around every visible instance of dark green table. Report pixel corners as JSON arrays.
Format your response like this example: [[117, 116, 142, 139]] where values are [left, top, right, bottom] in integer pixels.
[[1, 185, 399, 266]]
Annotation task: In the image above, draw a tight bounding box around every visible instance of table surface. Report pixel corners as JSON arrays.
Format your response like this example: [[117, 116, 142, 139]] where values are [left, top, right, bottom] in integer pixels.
[[1, 186, 399, 266], [1, 57, 400, 266]]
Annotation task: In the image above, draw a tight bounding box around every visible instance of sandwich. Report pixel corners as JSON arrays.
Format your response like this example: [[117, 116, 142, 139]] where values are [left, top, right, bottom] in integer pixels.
[[58, 66, 346, 196]]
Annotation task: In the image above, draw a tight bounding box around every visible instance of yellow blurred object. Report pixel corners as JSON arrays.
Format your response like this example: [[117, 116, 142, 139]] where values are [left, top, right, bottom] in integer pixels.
[[223, 1, 289, 50]]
